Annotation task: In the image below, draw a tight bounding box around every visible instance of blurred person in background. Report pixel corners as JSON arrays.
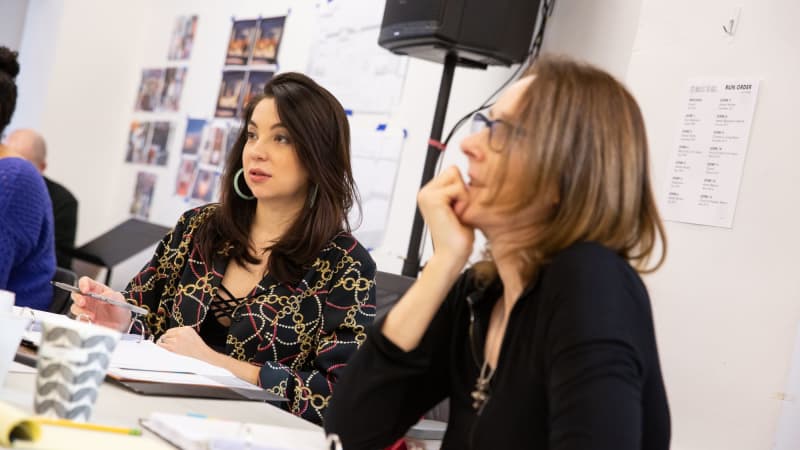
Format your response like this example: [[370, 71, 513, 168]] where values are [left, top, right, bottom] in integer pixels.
[[0, 46, 54, 310], [6, 128, 78, 269]]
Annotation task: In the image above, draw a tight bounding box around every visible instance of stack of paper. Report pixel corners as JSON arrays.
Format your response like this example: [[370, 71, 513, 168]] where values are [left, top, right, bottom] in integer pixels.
[[108, 340, 261, 390], [142, 413, 328, 450]]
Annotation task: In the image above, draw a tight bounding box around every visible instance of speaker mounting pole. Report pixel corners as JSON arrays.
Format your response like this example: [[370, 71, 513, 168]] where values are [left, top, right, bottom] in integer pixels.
[[401, 51, 458, 278]]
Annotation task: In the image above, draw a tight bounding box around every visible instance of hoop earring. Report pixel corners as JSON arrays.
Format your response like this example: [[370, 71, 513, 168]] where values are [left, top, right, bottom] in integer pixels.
[[233, 168, 255, 200], [308, 184, 319, 209]]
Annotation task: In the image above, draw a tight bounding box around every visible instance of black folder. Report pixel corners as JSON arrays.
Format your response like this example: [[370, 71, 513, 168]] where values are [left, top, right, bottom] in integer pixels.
[[108, 378, 286, 402]]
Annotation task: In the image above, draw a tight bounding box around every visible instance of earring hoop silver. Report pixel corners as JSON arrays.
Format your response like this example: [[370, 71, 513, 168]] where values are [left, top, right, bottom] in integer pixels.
[[234, 168, 255, 200]]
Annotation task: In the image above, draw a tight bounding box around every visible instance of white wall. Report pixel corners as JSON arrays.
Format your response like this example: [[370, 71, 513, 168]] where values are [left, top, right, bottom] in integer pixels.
[[6, 0, 61, 132], [540, 0, 642, 80], [626, 1, 800, 449], [0, 0, 29, 51]]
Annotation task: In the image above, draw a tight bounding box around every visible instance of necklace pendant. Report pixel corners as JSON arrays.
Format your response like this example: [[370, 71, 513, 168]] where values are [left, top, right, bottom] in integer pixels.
[[472, 361, 496, 412], [471, 378, 491, 411], [471, 388, 488, 410]]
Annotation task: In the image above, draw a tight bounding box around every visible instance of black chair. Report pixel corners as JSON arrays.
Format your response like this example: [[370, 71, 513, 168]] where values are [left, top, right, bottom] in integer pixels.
[[68, 218, 170, 285], [50, 266, 78, 315], [373, 271, 450, 434], [375, 270, 415, 320]]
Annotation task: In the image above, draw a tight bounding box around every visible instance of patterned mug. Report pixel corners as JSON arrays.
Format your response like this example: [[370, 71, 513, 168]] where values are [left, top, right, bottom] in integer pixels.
[[33, 316, 121, 422]]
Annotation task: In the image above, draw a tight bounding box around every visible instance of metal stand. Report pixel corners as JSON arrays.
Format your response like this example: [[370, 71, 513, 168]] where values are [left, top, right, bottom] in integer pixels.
[[401, 52, 458, 277]]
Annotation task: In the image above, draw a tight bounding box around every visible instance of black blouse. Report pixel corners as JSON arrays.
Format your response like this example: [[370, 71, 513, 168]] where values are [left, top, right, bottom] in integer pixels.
[[326, 242, 670, 449], [124, 205, 376, 424]]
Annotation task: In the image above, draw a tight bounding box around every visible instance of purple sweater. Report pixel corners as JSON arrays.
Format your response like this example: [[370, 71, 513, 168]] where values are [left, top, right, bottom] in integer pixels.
[[0, 157, 55, 310]]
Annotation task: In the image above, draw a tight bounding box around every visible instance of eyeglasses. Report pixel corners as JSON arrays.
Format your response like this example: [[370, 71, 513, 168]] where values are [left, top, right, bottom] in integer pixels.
[[470, 112, 517, 152]]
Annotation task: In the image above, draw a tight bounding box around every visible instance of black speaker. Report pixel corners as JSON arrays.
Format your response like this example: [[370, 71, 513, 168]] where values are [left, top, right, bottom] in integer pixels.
[[379, 0, 542, 67]]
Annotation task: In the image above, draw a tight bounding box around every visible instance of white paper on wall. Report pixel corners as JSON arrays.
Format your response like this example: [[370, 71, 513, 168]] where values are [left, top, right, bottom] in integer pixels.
[[661, 78, 760, 228], [348, 122, 406, 251], [307, 0, 408, 114]]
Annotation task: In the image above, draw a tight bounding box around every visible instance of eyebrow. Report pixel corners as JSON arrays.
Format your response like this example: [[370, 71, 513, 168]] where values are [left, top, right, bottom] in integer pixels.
[[247, 120, 287, 130]]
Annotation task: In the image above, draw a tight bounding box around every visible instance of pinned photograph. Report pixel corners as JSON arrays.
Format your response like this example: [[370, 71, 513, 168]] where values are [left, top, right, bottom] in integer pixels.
[[134, 69, 165, 112], [130, 172, 157, 219], [174, 158, 198, 197], [160, 67, 187, 112], [215, 70, 246, 118], [125, 121, 152, 164], [225, 19, 258, 65], [251, 16, 286, 65], [147, 121, 172, 166], [208, 123, 228, 167], [181, 118, 206, 155], [190, 169, 219, 202], [242, 71, 273, 114], [167, 15, 198, 60]]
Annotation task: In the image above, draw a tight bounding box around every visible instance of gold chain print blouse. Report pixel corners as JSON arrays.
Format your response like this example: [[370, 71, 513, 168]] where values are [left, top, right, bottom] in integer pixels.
[[123, 205, 376, 424]]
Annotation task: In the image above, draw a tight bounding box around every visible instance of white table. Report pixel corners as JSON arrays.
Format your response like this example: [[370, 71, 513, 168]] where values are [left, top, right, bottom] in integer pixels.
[[1, 372, 320, 448]]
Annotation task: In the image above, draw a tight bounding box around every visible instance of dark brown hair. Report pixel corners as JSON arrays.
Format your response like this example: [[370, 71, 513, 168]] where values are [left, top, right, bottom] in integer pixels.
[[196, 72, 358, 284], [475, 55, 666, 283], [0, 47, 20, 136]]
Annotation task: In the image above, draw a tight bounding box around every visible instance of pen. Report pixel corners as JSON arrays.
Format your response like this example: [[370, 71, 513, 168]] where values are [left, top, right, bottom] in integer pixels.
[[34, 417, 142, 436], [50, 281, 148, 316]]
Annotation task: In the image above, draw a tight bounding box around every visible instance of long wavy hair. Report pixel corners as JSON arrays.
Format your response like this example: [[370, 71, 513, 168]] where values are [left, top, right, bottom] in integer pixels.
[[474, 55, 667, 283], [195, 72, 358, 284]]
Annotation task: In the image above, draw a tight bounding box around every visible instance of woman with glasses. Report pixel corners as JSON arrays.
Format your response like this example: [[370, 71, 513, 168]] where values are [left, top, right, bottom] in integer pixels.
[[70, 73, 376, 425], [325, 56, 670, 449]]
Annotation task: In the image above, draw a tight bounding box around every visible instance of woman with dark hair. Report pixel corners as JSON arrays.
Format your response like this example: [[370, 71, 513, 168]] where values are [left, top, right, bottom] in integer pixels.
[[326, 56, 670, 449], [0, 46, 55, 310], [71, 72, 376, 424]]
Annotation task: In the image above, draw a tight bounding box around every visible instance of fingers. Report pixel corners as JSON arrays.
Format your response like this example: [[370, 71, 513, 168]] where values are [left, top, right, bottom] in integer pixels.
[[420, 167, 470, 215], [71, 277, 101, 308], [79, 276, 111, 295], [69, 302, 94, 321]]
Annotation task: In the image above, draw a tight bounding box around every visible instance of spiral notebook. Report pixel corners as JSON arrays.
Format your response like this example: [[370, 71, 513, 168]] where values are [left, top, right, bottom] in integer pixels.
[[0, 401, 170, 449], [140, 412, 328, 450]]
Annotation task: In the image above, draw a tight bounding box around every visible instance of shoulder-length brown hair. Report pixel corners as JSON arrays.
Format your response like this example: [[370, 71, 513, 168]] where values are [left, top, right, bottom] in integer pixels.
[[196, 72, 358, 284], [476, 55, 666, 282]]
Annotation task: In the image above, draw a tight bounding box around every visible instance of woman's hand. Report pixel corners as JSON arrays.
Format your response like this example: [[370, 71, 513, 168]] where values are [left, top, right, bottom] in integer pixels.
[[69, 277, 132, 332], [417, 166, 475, 267], [157, 326, 216, 362]]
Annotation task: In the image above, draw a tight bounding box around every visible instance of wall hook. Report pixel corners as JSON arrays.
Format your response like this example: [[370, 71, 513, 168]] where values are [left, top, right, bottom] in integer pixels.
[[722, 19, 735, 35]]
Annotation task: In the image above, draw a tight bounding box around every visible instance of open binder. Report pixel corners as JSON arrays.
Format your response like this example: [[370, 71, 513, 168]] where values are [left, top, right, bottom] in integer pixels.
[[14, 335, 286, 403]]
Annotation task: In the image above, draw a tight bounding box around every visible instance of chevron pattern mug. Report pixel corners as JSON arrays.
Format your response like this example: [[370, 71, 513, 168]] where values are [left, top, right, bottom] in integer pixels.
[[33, 316, 121, 422]]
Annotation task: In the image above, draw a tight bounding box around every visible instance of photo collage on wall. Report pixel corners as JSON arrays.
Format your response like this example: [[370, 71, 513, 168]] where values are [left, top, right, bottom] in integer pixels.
[[215, 17, 285, 118], [126, 15, 197, 219], [175, 118, 240, 203], [172, 15, 286, 205]]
